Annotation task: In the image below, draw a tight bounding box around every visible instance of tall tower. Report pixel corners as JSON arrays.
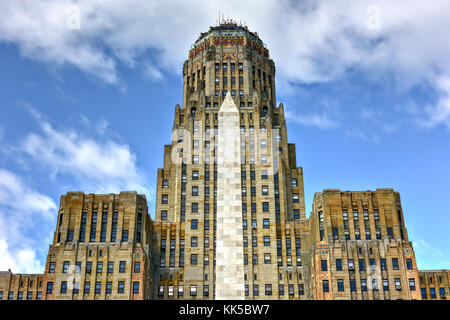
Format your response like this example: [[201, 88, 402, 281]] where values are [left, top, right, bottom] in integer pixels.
[[153, 21, 310, 300]]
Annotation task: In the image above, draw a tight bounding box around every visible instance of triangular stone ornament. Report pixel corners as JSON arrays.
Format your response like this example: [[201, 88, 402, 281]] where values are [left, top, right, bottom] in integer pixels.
[[219, 91, 238, 113]]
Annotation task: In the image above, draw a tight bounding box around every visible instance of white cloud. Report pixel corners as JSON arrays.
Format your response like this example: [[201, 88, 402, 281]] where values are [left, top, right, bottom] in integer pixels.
[[0, 168, 56, 273], [0, 239, 44, 274], [285, 109, 339, 130], [19, 106, 152, 197], [1, 0, 450, 127]]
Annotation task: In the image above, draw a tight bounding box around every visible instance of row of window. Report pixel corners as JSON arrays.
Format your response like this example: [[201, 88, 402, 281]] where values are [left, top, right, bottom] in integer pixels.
[[48, 260, 140, 274], [0, 291, 42, 300], [322, 278, 413, 292], [59, 211, 142, 243], [46, 280, 140, 295], [321, 258, 414, 272], [421, 287, 448, 299]]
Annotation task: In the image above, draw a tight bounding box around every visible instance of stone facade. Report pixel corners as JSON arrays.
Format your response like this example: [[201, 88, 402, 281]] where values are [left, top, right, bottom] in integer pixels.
[[419, 270, 450, 300], [0, 22, 447, 301], [41, 191, 152, 300], [309, 189, 421, 300]]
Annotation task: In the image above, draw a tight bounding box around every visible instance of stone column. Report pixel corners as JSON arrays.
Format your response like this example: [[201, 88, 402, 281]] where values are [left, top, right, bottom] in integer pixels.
[[216, 92, 245, 300]]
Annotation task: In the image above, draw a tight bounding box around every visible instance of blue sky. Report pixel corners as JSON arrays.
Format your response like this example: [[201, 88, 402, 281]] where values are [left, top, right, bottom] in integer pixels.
[[0, 0, 449, 273]]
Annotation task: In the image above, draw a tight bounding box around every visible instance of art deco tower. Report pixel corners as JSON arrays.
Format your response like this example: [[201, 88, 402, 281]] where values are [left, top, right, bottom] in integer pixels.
[[152, 21, 310, 300]]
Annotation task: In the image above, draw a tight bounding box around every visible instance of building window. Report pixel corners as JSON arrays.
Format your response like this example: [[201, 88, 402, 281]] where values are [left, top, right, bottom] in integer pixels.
[[132, 282, 139, 294], [392, 258, 399, 270], [119, 261, 126, 273], [361, 279, 367, 291], [60, 281, 67, 294], [395, 278, 402, 290], [380, 259, 387, 270], [252, 254, 258, 265], [118, 281, 124, 294], [190, 254, 197, 265], [336, 259, 342, 271], [96, 261, 103, 274], [409, 279, 416, 291], [26, 292, 32, 300], [134, 261, 140, 273], [49, 262, 55, 273], [291, 178, 298, 187], [162, 194, 168, 204], [293, 209, 300, 219], [262, 185, 269, 195], [264, 253, 271, 264], [191, 236, 198, 247], [359, 259, 365, 271], [421, 288, 427, 299], [62, 261, 69, 273], [90, 212, 97, 242], [95, 282, 101, 294], [67, 230, 74, 242], [192, 186, 199, 196], [321, 259, 328, 271], [122, 229, 129, 241], [191, 219, 198, 230], [264, 236, 270, 246], [161, 210, 168, 220], [406, 259, 413, 270], [292, 193, 299, 203], [323, 280, 329, 292], [190, 285, 197, 297], [387, 227, 393, 238], [253, 285, 259, 297], [105, 282, 112, 294], [337, 279, 344, 292], [107, 261, 114, 273], [264, 284, 272, 296], [262, 202, 269, 212], [263, 218, 270, 229], [86, 261, 92, 274], [84, 282, 90, 294], [430, 288, 436, 299], [383, 279, 389, 291], [111, 212, 118, 242]]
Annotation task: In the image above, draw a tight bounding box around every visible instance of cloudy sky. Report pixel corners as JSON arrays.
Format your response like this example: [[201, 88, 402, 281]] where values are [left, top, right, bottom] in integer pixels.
[[0, 0, 449, 273]]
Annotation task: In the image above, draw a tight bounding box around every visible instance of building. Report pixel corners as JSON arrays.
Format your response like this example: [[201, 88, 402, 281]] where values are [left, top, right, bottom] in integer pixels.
[[0, 21, 448, 301], [309, 189, 421, 300], [42, 191, 152, 300], [152, 20, 310, 300], [419, 270, 450, 300]]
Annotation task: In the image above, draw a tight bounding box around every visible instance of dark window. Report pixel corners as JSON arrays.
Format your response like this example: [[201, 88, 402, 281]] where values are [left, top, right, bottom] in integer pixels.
[[262, 202, 269, 212], [60, 281, 67, 294], [49, 262, 55, 273], [106, 282, 112, 294], [336, 259, 342, 271], [107, 261, 114, 273], [86, 261, 92, 274], [359, 259, 365, 271], [90, 212, 97, 242], [118, 281, 124, 294], [190, 254, 197, 265], [119, 261, 126, 273], [392, 258, 399, 270], [323, 280, 329, 292], [95, 282, 101, 294], [191, 219, 198, 230], [161, 210, 168, 220], [62, 261, 69, 273], [406, 259, 413, 270], [337, 279, 344, 292], [133, 282, 139, 294], [350, 279, 356, 291], [134, 261, 140, 273], [381, 259, 387, 270], [122, 229, 128, 241], [111, 212, 118, 242], [321, 259, 328, 271], [96, 261, 103, 273], [293, 209, 300, 219]]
